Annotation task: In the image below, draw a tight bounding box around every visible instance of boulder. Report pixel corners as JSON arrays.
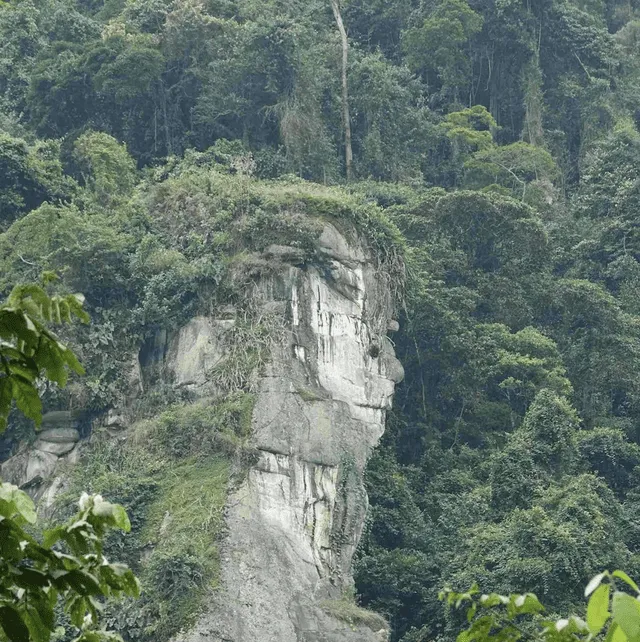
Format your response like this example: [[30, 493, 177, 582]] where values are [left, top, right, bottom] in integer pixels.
[[0, 450, 30, 486], [25, 450, 58, 483], [34, 439, 76, 456], [41, 410, 77, 427], [317, 223, 365, 265], [387, 319, 400, 332], [38, 428, 80, 444], [105, 409, 126, 430]]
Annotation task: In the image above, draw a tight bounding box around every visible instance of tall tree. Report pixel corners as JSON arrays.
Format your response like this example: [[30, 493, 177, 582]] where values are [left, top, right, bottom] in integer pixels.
[[330, 0, 353, 181]]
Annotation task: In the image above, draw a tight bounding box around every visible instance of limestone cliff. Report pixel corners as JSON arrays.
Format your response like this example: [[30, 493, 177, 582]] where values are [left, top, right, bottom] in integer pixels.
[[1, 221, 403, 642], [172, 222, 403, 642]]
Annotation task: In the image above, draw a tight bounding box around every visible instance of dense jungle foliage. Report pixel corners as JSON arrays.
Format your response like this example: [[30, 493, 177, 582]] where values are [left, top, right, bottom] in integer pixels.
[[3, 0, 640, 640]]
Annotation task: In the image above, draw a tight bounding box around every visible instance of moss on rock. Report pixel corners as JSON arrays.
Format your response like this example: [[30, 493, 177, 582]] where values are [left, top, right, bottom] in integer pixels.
[[59, 393, 255, 642]]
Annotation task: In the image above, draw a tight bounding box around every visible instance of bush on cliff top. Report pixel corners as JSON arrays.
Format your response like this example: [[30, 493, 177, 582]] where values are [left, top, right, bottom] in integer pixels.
[[0, 141, 405, 424]]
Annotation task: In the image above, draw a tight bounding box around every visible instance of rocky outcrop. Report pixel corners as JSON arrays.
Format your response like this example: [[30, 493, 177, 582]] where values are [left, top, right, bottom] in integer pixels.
[[169, 223, 403, 642], [0, 221, 402, 642], [0, 411, 82, 497]]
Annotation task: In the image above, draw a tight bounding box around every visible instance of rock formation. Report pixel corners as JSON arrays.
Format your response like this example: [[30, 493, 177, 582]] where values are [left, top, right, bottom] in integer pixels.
[[1, 221, 403, 642], [172, 223, 403, 642], [1, 411, 82, 500]]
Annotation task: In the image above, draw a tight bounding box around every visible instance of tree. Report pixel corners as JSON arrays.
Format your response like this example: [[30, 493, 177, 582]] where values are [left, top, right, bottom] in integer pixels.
[[330, 0, 353, 181], [0, 133, 73, 228], [349, 53, 434, 182], [0, 280, 140, 642], [464, 142, 559, 204], [403, 0, 483, 104], [0, 277, 89, 431], [572, 124, 640, 284], [73, 132, 137, 206], [0, 486, 139, 642]]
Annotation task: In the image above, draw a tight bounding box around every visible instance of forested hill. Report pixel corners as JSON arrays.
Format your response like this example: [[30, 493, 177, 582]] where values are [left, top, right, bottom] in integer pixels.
[[2, 0, 640, 641], [3, 0, 638, 184]]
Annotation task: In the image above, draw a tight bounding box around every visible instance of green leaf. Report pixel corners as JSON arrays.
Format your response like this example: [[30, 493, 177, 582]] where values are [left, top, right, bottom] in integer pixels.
[[12, 377, 43, 426], [0, 606, 30, 642], [606, 622, 628, 642], [613, 592, 640, 642], [110, 504, 130, 532], [101, 564, 140, 597], [22, 599, 55, 642], [466, 602, 477, 623], [479, 593, 508, 608], [66, 594, 88, 629], [588, 584, 611, 635], [614, 572, 640, 594], [91, 497, 131, 532], [587, 572, 609, 597], [14, 567, 50, 588], [65, 570, 103, 596], [0, 483, 37, 524], [7, 362, 38, 382]]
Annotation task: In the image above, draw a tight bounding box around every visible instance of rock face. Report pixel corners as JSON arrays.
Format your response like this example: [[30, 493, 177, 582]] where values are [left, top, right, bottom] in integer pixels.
[[0, 411, 81, 496], [172, 223, 403, 642], [0, 221, 402, 642]]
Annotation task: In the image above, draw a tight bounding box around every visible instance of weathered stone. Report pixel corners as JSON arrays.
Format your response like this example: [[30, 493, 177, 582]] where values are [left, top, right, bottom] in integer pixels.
[[20, 220, 400, 642], [180, 223, 400, 642], [380, 337, 405, 384], [1, 436, 81, 495], [105, 409, 126, 430], [139, 327, 169, 367], [317, 223, 366, 265], [164, 316, 229, 388], [41, 410, 77, 427], [128, 353, 144, 395], [40, 476, 69, 514], [387, 319, 400, 332], [25, 450, 58, 484], [63, 444, 82, 466], [0, 450, 30, 487], [264, 244, 306, 262], [34, 439, 76, 455], [260, 300, 287, 315], [38, 428, 80, 443]]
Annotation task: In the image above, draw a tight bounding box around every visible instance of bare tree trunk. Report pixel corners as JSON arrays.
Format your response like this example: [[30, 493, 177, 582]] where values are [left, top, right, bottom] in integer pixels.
[[330, 0, 353, 182]]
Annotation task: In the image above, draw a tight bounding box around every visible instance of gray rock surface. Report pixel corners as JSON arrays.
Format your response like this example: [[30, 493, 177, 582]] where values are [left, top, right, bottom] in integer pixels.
[[176, 223, 402, 642], [34, 439, 76, 455], [38, 428, 80, 443], [1, 221, 402, 642], [41, 410, 77, 427], [1, 418, 81, 494], [1, 439, 80, 496], [25, 449, 59, 484], [164, 316, 234, 390]]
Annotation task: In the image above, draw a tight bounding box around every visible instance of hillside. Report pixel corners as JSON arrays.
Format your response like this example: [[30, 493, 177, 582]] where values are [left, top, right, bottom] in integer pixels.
[[2, 0, 640, 641]]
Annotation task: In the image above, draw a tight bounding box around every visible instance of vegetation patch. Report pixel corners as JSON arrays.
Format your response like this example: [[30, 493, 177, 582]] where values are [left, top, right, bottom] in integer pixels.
[[320, 597, 389, 632], [59, 394, 255, 642], [207, 313, 284, 393], [140, 456, 230, 640]]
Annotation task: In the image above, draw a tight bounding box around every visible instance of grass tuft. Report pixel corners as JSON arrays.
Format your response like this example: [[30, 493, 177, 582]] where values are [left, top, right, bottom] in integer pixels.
[[320, 597, 389, 632]]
